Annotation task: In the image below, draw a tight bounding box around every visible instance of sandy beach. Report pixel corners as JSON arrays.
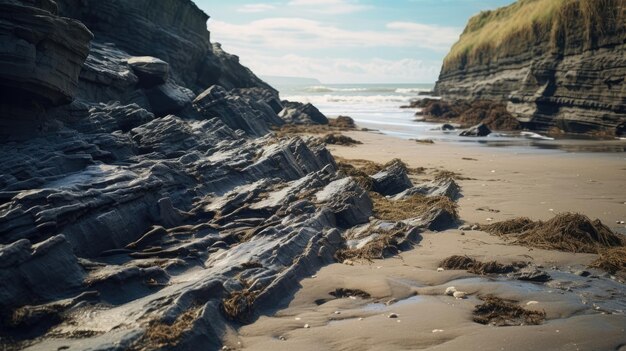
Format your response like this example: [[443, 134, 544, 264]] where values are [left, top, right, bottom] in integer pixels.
[[229, 131, 626, 351]]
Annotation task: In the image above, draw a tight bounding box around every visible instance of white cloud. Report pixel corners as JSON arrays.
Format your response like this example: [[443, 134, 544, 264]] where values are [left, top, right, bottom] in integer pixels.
[[209, 18, 461, 52], [237, 3, 276, 13], [213, 46, 441, 83], [287, 0, 371, 14]]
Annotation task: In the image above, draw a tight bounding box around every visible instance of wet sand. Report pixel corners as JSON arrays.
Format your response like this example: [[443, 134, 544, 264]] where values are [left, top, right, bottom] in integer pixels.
[[227, 131, 626, 351]]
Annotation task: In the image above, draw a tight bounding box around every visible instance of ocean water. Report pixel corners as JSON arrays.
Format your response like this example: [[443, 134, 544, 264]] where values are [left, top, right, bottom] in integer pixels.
[[278, 83, 625, 153]]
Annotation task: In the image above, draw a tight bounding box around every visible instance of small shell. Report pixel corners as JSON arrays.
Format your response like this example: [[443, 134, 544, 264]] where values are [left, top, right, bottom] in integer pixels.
[[453, 291, 467, 299], [304, 324, 310, 329], [387, 313, 398, 318], [445, 287, 457, 296], [437, 267, 444, 272]]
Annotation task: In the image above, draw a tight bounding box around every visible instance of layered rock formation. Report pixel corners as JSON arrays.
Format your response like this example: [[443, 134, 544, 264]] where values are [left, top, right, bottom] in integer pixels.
[[0, 0, 92, 136], [435, 0, 626, 135], [55, 0, 274, 93], [0, 1, 459, 350]]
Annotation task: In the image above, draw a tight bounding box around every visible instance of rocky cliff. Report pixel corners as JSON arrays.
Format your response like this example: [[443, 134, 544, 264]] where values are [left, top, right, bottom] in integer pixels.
[[0, 1, 459, 350], [435, 0, 626, 135]]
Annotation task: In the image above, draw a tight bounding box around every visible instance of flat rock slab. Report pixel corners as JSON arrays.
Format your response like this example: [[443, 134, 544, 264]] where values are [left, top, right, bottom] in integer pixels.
[[127, 56, 170, 87]]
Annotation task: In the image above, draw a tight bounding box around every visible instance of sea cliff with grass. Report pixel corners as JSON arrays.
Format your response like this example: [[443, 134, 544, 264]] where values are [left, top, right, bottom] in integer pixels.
[[433, 0, 626, 136]]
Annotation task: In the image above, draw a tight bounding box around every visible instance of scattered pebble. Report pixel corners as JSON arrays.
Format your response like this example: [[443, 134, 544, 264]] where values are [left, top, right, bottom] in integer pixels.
[[358, 317, 363, 321], [388, 313, 398, 319], [437, 267, 444, 272], [617, 220, 625, 224], [574, 270, 591, 277], [279, 336, 286, 341], [304, 324, 310, 329], [453, 291, 467, 299], [385, 299, 397, 305], [486, 218, 493, 222], [490, 170, 496, 173], [526, 301, 539, 305], [334, 311, 341, 315], [432, 329, 444, 333], [471, 224, 480, 230], [343, 259, 355, 266], [376, 266, 382, 269], [311, 275, 317, 278], [445, 287, 457, 296], [460, 231, 465, 236], [349, 296, 357, 300], [549, 208, 554, 212], [295, 317, 301, 321]]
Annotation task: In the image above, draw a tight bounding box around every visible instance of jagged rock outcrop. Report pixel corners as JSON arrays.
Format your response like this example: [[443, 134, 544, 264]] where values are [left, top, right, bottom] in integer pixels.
[[0, 0, 92, 137], [0, 0, 460, 349], [280, 101, 330, 125], [459, 123, 491, 137], [435, 0, 626, 135]]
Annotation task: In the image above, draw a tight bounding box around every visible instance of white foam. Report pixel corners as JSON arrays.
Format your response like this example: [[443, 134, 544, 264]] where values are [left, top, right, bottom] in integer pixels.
[[283, 94, 409, 105], [521, 132, 555, 140], [395, 88, 430, 94], [304, 85, 370, 93]]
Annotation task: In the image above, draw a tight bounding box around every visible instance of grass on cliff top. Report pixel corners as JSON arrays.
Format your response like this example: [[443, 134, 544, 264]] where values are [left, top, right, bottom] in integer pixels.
[[443, 0, 624, 71]]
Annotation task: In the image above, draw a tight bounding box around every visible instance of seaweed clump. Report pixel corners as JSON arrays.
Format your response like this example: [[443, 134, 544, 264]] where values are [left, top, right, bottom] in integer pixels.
[[140, 307, 202, 349], [221, 289, 258, 324], [370, 192, 458, 222], [482, 217, 538, 236], [322, 133, 362, 146], [420, 100, 521, 130], [590, 247, 626, 276], [473, 295, 546, 326], [440, 255, 519, 274], [335, 227, 405, 262], [483, 213, 624, 254]]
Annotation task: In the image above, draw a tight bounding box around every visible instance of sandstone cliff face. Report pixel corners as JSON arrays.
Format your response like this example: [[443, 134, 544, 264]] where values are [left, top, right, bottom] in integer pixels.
[[435, 0, 626, 135]]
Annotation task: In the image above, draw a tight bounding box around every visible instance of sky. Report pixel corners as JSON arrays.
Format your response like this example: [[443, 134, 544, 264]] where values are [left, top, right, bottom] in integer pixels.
[[196, 0, 515, 84]]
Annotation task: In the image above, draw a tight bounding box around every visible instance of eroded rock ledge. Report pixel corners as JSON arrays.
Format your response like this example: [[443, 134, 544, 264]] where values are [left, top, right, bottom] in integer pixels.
[[0, 0, 460, 350]]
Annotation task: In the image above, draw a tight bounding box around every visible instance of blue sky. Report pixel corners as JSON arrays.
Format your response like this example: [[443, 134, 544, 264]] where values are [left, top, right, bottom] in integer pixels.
[[196, 0, 514, 84]]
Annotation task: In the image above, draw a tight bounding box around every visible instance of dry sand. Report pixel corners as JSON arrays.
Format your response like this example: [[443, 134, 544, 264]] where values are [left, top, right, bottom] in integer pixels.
[[226, 131, 626, 351]]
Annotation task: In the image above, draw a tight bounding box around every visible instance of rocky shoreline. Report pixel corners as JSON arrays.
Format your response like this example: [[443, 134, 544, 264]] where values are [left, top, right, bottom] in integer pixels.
[[1, 1, 625, 350], [0, 1, 459, 349]]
